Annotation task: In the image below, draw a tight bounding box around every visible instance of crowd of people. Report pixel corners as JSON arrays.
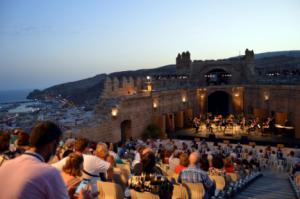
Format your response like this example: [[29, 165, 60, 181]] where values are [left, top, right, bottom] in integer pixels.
[[0, 121, 299, 199]]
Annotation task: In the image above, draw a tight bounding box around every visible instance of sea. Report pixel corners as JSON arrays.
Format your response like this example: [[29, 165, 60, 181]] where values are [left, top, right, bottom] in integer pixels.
[[0, 89, 33, 104]]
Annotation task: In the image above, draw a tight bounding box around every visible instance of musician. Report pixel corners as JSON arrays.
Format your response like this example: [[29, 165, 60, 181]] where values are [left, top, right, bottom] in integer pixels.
[[240, 117, 246, 130], [206, 118, 213, 133], [221, 118, 227, 133], [193, 117, 200, 133]]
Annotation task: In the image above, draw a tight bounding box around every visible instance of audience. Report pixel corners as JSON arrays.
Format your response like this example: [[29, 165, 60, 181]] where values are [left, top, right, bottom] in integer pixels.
[[175, 152, 189, 174], [0, 121, 90, 199], [0, 121, 299, 199], [129, 149, 173, 199]]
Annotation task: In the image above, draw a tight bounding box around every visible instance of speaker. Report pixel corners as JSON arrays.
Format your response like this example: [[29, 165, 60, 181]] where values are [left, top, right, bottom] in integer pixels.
[[240, 136, 249, 144], [208, 134, 216, 141]]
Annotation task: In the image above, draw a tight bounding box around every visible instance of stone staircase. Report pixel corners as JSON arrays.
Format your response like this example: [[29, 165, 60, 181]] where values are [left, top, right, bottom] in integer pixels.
[[234, 170, 295, 199]]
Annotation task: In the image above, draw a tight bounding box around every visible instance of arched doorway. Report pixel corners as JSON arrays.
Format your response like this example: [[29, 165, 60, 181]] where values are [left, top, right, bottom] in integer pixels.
[[205, 69, 231, 86], [120, 120, 131, 143], [208, 91, 230, 116]]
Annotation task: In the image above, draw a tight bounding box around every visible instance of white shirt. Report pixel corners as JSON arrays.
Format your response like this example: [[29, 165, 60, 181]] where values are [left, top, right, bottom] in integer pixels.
[[52, 154, 110, 178], [52, 154, 110, 193]]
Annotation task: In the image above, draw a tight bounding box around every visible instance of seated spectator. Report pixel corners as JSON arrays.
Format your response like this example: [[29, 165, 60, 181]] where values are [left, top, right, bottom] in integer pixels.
[[224, 156, 235, 173], [175, 153, 189, 174], [117, 143, 126, 159], [132, 145, 146, 168], [0, 132, 12, 166], [61, 153, 84, 197], [129, 149, 173, 199], [208, 155, 226, 176], [0, 121, 90, 199], [200, 154, 210, 172], [15, 131, 30, 154], [178, 152, 215, 199], [109, 142, 124, 164], [169, 150, 180, 172], [53, 138, 112, 195]]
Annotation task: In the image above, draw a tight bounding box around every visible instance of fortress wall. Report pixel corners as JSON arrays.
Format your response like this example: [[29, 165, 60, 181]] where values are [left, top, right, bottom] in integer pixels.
[[244, 85, 300, 138], [102, 76, 145, 98]]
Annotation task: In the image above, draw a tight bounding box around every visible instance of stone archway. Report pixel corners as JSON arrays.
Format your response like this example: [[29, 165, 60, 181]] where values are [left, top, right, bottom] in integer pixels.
[[208, 91, 230, 116], [120, 120, 131, 143]]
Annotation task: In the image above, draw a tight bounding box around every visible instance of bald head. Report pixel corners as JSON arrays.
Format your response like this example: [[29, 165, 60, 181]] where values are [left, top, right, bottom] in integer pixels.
[[189, 152, 200, 166]]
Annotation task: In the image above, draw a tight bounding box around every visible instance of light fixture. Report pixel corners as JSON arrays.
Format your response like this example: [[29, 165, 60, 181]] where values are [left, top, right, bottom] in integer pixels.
[[200, 94, 205, 99], [111, 107, 118, 118], [153, 102, 157, 109], [182, 96, 186, 103], [234, 93, 239, 97], [264, 95, 269, 101]]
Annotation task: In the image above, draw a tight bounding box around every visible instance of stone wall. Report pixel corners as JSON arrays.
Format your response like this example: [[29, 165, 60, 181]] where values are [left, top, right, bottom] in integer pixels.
[[79, 78, 300, 143]]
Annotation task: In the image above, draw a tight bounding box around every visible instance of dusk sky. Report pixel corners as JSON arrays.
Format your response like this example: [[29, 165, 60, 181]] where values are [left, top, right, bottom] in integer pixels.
[[0, 0, 300, 90]]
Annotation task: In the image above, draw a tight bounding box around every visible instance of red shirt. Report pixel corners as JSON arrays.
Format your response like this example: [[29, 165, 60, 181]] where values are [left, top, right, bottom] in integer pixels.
[[175, 165, 187, 174], [224, 165, 235, 173]]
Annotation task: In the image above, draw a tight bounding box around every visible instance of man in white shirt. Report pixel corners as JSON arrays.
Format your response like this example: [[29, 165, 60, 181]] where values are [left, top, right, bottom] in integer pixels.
[[0, 121, 89, 199]]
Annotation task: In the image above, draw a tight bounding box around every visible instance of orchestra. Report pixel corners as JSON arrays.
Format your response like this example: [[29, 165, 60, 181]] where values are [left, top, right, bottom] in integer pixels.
[[191, 113, 294, 137]]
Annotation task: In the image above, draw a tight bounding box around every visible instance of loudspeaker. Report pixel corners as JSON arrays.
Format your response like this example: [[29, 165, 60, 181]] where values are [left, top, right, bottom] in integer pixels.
[[240, 136, 249, 144], [208, 134, 216, 141]]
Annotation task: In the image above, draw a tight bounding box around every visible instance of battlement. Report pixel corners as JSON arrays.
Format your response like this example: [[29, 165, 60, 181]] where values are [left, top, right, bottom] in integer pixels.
[[102, 76, 147, 98]]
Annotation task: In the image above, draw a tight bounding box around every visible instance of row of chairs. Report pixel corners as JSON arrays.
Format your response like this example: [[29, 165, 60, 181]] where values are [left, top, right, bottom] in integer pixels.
[[289, 175, 300, 199], [98, 172, 261, 199], [110, 159, 259, 199], [98, 180, 203, 199]]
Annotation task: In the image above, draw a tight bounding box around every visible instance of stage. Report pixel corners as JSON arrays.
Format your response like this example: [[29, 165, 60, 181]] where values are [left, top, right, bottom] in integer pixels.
[[171, 126, 300, 147]]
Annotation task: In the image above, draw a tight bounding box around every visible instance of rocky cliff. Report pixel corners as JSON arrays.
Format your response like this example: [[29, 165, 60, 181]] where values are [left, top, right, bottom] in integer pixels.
[[27, 64, 176, 106]]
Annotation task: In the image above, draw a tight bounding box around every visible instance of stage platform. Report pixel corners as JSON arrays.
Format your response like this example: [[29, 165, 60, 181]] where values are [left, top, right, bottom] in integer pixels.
[[171, 127, 300, 147]]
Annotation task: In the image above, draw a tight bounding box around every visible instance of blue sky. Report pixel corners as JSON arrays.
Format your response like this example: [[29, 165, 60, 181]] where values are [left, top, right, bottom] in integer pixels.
[[0, 0, 300, 90]]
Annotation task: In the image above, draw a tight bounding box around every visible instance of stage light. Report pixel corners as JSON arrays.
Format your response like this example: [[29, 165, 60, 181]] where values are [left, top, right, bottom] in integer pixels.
[[147, 85, 152, 92]]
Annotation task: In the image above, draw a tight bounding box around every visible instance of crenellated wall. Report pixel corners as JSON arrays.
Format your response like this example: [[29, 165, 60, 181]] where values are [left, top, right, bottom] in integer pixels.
[[102, 76, 146, 98]]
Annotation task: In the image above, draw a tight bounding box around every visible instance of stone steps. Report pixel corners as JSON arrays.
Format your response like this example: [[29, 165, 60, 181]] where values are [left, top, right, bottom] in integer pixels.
[[234, 171, 295, 199]]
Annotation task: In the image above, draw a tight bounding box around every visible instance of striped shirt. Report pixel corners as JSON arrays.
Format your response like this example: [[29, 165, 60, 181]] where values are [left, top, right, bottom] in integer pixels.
[[178, 165, 214, 188]]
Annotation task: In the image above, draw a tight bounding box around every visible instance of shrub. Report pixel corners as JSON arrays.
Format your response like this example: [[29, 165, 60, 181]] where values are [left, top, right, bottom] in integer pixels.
[[142, 124, 161, 139]]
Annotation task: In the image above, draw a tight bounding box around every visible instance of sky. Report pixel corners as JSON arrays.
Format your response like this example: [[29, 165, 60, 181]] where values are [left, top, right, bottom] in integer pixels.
[[0, 0, 300, 90]]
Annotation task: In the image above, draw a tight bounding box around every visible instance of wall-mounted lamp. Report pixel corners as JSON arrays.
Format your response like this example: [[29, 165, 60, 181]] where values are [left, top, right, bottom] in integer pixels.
[[111, 107, 118, 118], [182, 96, 187, 103], [234, 93, 239, 97], [153, 102, 158, 109], [264, 95, 269, 101], [200, 94, 205, 99]]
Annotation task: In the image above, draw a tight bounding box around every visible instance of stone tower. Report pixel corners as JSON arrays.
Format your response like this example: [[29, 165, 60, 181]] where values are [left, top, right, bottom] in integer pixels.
[[176, 51, 191, 75]]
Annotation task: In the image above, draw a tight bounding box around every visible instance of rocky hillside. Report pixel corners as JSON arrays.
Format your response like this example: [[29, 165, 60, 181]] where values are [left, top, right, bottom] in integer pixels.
[[27, 64, 176, 106]]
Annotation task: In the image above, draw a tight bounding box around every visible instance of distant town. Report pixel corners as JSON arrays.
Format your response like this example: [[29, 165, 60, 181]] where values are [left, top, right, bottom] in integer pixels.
[[0, 96, 94, 133]]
